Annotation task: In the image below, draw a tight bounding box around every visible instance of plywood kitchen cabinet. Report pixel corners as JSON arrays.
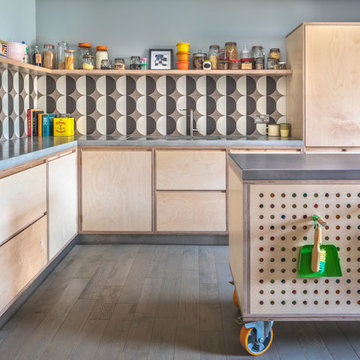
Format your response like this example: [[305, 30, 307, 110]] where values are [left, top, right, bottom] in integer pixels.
[[0, 215, 48, 316], [0, 163, 47, 246], [81, 149, 152, 232], [156, 191, 226, 232], [156, 150, 226, 190], [48, 151, 78, 260], [287, 23, 360, 149]]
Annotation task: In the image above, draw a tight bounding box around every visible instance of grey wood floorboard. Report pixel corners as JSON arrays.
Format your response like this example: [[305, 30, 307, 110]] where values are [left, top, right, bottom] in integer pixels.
[[1, 245, 360, 360], [315, 321, 359, 360], [15, 278, 89, 360], [68, 319, 108, 360], [39, 299, 95, 360], [95, 303, 135, 360]]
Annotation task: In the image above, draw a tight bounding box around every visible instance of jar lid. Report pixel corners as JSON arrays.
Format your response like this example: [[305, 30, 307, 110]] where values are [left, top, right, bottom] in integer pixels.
[[229, 59, 240, 62], [83, 54, 94, 58], [65, 49, 75, 53], [270, 48, 280, 52], [96, 46, 108, 51], [241, 58, 252, 62], [176, 42, 190, 46], [141, 57, 148, 60], [209, 45, 220, 49], [193, 52, 207, 57], [252, 45, 263, 49], [114, 58, 124, 61], [225, 42, 237, 46], [79, 42, 91, 48], [44, 44, 54, 48]]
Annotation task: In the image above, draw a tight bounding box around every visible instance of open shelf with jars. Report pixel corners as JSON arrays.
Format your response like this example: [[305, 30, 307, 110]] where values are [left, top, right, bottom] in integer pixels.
[[0, 57, 292, 76]]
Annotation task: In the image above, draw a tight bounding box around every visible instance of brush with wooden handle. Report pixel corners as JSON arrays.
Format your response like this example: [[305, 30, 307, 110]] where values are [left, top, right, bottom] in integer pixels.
[[311, 220, 326, 273]]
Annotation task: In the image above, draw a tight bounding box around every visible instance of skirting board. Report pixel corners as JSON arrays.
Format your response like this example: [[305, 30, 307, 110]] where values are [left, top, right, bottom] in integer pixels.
[[0, 236, 78, 329], [77, 234, 229, 245]]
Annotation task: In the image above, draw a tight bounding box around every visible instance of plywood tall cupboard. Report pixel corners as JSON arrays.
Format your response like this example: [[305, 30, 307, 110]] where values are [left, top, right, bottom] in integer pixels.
[[286, 23, 360, 150], [48, 151, 78, 260]]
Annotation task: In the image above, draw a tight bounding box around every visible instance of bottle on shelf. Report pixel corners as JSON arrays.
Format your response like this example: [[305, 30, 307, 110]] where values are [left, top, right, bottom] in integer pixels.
[[32, 45, 42, 66]]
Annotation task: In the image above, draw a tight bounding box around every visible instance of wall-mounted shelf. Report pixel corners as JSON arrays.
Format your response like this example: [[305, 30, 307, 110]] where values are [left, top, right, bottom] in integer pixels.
[[0, 57, 292, 76]]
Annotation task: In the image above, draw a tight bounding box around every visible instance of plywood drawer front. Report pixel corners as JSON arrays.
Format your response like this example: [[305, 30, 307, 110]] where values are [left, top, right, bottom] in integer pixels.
[[156, 191, 226, 232], [156, 150, 226, 190], [0, 163, 47, 245], [48, 152, 78, 260], [81, 150, 152, 232], [0, 216, 48, 316]]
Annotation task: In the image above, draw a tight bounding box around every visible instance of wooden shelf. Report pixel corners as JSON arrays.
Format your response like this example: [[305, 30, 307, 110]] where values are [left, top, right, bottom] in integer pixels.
[[0, 57, 292, 76]]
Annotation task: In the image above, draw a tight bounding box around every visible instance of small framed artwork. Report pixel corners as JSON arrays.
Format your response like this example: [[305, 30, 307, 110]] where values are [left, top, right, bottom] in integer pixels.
[[149, 49, 173, 70]]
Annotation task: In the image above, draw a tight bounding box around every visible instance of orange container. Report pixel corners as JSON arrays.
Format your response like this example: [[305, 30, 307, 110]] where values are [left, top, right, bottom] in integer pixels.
[[176, 52, 190, 61], [176, 61, 190, 70]]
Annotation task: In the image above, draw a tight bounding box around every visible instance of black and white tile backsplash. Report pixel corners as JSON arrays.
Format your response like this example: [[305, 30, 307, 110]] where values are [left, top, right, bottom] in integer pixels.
[[0, 69, 286, 139]]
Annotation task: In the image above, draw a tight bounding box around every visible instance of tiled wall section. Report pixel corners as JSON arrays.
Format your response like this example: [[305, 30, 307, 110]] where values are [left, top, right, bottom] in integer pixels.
[[0, 71, 286, 139], [0, 69, 37, 140]]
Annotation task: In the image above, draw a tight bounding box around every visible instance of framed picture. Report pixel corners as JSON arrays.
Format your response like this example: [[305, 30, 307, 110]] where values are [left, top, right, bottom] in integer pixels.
[[149, 49, 173, 70]]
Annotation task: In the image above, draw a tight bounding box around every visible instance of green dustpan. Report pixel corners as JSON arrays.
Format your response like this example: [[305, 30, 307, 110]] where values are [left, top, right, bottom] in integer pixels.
[[298, 244, 342, 277]]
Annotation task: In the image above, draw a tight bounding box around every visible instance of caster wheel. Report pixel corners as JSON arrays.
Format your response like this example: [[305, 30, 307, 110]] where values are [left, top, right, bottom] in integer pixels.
[[240, 325, 273, 356], [232, 289, 239, 308]]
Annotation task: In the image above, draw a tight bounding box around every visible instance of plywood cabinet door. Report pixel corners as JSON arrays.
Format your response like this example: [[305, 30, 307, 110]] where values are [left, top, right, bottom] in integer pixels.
[[156, 191, 226, 232], [156, 150, 226, 190], [48, 152, 78, 260], [0, 216, 48, 316], [81, 150, 152, 232], [305, 25, 360, 147], [0, 164, 47, 246]]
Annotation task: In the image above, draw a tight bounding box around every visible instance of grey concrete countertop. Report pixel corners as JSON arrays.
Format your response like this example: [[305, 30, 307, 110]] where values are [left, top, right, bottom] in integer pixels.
[[229, 153, 360, 181], [0, 135, 302, 171]]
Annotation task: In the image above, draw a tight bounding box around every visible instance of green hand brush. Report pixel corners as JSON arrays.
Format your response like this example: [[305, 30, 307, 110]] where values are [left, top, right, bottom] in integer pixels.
[[311, 215, 326, 273]]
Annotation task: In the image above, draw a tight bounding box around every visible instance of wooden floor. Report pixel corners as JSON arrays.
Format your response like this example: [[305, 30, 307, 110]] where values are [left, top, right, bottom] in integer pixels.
[[0, 245, 359, 360]]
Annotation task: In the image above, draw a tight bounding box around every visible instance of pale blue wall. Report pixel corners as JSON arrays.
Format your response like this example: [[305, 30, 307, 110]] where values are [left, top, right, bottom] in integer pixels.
[[35, 0, 360, 61], [1, 0, 36, 46]]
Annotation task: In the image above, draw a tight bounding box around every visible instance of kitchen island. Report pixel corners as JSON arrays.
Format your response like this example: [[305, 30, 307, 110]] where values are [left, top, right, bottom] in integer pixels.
[[228, 153, 360, 354]]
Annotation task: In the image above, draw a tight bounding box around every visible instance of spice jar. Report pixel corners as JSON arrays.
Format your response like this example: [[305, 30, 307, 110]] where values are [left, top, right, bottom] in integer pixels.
[[78, 43, 92, 69], [269, 48, 281, 60], [140, 57, 148, 70], [43, 44, 55, 69], [252, 45, 265, 70], [101, 59, 112, 69], [82, 54, 94, 70], [229, 59, 240, 70], [114, 58, 125, 70], [96, 46, 108, 69], [267, 57, 279, 70], [130, 56, 141, 70], [64, 49, 75, 70], [218, 49, 227, 61], [241, 58, 253, 70], [278, 62, 287, 70], [57, 41, 68, 69], [225, 42, 238, 61], [208, 45, 219, 70], [32, 45, 42, 67], [193, 51, 207, 70], [217, 60, 228, 70]]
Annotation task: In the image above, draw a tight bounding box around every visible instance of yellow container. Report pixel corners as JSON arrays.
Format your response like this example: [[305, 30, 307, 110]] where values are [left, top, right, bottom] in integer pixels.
[[176, 42, 190, 53], [54, 117, 75, 136]]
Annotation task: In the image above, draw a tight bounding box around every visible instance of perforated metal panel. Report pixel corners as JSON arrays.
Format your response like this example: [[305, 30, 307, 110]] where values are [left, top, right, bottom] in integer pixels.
[[249, 184, 360, 315]]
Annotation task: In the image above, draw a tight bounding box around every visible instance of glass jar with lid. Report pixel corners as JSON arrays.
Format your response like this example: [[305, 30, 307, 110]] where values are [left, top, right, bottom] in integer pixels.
[[82, 54, 94, 70], [101, 59, 112, 70], [193, 51, 207, 70], [43, 44, 56, 69], [96, 46, 108, 69], [269, 48, 281, 60], [208, 45, 219, 70], [114, 58, 126, 70], [130, 56, 141, 70], [252, 45, 265, 70], [64, 49, 75, 70], [78, 43, 92, 69], [57, 41, 68, 69], [229, 59, 240, 70], [225, 42, 238, 61], [218, 49, 227, 61]]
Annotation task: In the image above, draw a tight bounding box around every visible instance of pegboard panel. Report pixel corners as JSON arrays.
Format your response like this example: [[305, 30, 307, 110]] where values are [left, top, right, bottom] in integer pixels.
[[249, 184, 360, 315]]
